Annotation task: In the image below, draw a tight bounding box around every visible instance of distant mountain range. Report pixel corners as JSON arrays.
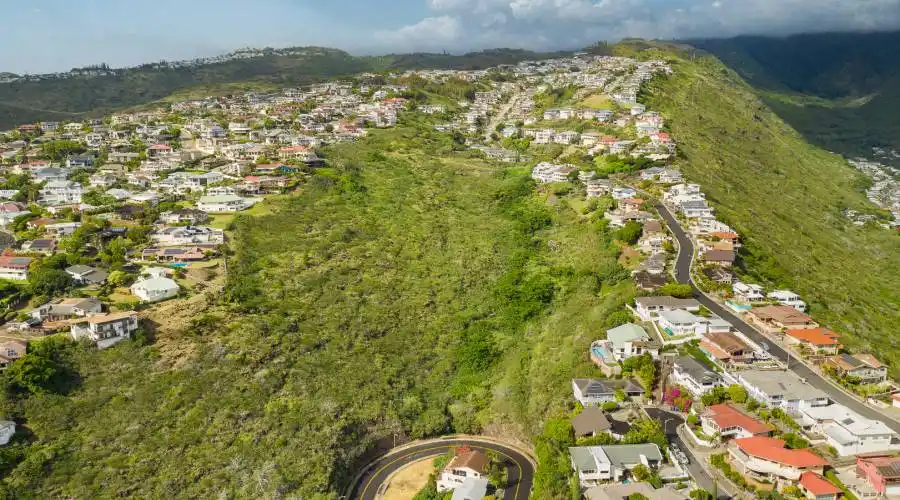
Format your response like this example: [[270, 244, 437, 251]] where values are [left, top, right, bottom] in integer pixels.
[[690, 31, 900, 164], [0, 47, 569, 129]]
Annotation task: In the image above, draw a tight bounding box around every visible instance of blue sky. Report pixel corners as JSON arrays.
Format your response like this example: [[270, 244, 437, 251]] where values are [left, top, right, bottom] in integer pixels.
[[3, 0, 900, 73]]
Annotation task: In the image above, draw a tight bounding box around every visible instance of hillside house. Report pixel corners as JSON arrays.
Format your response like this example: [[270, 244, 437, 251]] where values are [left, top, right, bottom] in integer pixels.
[[436, 448, 489, 492], [701, 404, 771, 441], [196, 194, 256, 213], [29, 297, 102, 322], [569, 444, 663, 487], [70, 312, 139, 349], [856, 456, 900, 497], [824, 354, 888, 384], [0, 340, 27, 371], [767, 290, 807, 312], [736, 369, 830, 411], [784, 329, 841, 358], [728, 436, 827, 485], [634, 296, 700, 321], [672, 356, 722, 395], [746, 305, 818, 334], [0, 256, 32, 280], [797, 402, 897, 456], [65, 265, 109, 285], [131, 277, 180, 303], [604, 323, 659, 361]]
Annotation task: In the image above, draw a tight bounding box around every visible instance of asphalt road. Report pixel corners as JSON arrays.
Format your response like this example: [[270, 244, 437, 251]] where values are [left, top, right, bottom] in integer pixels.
[[349, 438, 533, 500], [644, 407, 732, 499], [655, 203, 900, 433]]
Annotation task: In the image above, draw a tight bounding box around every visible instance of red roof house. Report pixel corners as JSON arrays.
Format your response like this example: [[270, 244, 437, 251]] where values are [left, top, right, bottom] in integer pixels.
[[799, 471, 842, 499], [701, 404, 770, 440], [729, 436, 827, 483]]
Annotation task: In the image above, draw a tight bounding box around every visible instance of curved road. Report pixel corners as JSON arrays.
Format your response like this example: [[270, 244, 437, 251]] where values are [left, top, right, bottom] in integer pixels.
[[655, 203, 900, 432], [349, 438, 534, 500]]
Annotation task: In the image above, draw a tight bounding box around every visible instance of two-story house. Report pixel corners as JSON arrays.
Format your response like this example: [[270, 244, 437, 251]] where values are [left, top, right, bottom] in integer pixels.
[[70, 312, 139, 349], [672, 356, 722, 396]]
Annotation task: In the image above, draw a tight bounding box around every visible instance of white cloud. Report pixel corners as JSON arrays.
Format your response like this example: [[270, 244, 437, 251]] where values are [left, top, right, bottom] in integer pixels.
[[370, 0, 900, 53], [374, 16, 462, 50]]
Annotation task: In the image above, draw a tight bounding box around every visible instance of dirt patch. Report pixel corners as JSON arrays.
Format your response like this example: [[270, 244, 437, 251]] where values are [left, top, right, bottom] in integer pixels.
[[382, 458, 435, 500]]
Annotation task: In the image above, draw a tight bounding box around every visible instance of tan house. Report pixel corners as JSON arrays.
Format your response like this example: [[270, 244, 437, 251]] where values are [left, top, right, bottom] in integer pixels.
[[746, 305, 818, 334]]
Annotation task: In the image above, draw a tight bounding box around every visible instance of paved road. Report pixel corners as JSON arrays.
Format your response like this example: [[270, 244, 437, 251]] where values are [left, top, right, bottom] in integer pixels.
[[655, 203, 900, 433], [349, 438, 533, 500], [645, 407, 731, 499]]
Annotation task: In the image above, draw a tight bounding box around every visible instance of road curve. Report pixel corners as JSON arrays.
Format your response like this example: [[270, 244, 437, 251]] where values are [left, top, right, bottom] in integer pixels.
[[655, 203, 900, 433], [349, 438, 534, 500]]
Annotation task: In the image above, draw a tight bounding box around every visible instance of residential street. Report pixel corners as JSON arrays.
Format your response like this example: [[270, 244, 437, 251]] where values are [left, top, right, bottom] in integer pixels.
[[644, 407, 731, 499], [655, 202, 900, 433]]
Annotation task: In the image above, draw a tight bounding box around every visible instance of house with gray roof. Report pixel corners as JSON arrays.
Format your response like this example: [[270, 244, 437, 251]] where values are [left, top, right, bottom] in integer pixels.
[[671, 356, 722, 396], [572, 379, 616, 406], [571, 407, 612, 438], [569, 444, 663, 486], [634, 296, 700, 321]]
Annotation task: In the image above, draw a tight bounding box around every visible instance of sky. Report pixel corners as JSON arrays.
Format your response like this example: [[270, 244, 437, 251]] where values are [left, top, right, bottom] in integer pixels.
[[3, 0, 900, 74]]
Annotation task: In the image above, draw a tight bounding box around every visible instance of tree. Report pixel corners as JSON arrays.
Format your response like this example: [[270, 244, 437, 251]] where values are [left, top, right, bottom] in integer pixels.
[[615, 221, 643, 245], [657, 283, 694, 298], [5, 354, 58, 395], [604, 310, 633, 328], [631, 464, 651, 481], [627, 495, 649, 500], [701, 386, 728, 406], [106, 270, 134, 288], [615, 388, 627, 403], [746, 398, 760, 412], [27, 268, 72, 297], [41, 140, 85, 162], [727, 384, 748, 404]]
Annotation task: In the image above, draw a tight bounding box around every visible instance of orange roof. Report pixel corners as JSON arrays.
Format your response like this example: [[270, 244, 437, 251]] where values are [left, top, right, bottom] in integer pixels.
[[799, 472, 841, 496], [712, 232, 739, 240], [704, 404, 770, 435], [733, 436, 827, 468], [699, 339, 731, 361], [786, 328, 840, 346]]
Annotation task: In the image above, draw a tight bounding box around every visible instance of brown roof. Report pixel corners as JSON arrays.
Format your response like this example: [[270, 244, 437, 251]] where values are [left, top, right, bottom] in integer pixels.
[[749, 305, 815, 326], [704, 331, 750, 355], [701, 250, 735, 263], [80, 312, 137, 325], [448, 449, 489, 474], [643, 220, 663, 233], [571, 406, 612, 437]]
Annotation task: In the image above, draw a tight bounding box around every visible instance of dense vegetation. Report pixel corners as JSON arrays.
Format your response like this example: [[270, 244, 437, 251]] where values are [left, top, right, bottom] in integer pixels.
[[0, 106, 636, 496], [0, 48, 563, 128], [637, 42, 900, 373], [690, 31, 900, 162]]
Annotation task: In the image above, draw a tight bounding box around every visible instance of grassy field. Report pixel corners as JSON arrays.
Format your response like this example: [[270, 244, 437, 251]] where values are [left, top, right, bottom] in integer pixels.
[[641, 47, 900, 372], [578, 93, 614, 110]]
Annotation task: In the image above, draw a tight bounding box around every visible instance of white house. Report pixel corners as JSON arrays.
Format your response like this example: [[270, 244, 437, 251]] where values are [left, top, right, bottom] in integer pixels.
[[604, 323, 659, 361], [611, 187, 637, 200], [572, 378, 616, 406], [131, 277, 180, 302], [733, 282, 766, 302], [634, 296, 701, 321], [70, 312, 139, 349], [767, 290, 807, 312], [436, 449, 489, 492], [196, 194, 256, 213], [0, 256, 32, 280], [569, 444, 663, 487], [657, 310, 711, 337], [39, 180, 83, 206], [0, 421, 15, 446], [797, 402, 899, 457], [671, 356, 722, 396], [736, 370, 830, 413], [150, 226, 225, 246]]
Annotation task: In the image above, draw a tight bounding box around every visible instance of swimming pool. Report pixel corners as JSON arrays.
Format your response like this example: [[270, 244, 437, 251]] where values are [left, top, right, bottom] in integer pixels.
[[591, 343, 614, 363]]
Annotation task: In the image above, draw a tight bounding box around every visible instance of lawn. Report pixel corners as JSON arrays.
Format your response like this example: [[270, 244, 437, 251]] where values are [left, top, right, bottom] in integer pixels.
[[579, 93, 615, 110]]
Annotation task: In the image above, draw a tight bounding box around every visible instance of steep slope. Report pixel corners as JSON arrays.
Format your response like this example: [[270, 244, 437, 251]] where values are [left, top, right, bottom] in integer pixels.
[[637, 44, 900, 370], [690, 32, 900, 162]]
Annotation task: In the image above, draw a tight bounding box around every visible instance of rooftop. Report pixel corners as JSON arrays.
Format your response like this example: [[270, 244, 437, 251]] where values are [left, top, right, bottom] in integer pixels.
[[785, 328, 840, 346], [738, 369, 828, 402], [733, 436, 827, 468], [703, 404, 770, 435], [799, 471, 842, 496]]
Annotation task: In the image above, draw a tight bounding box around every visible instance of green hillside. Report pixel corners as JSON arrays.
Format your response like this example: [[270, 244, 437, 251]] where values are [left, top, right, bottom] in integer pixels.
[[691, 32, 900, 162], [636, 43, 900, 370], [0, 48, 561, 128], [0, 111, 632, 496]]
